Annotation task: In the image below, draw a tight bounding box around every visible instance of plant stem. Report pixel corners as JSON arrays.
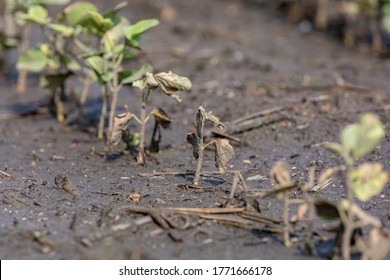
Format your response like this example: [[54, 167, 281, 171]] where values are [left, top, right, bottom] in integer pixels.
[[193, 119, 205, 187], [54, 83, 65, 122], [16, 25, 31, 94], [107, 55, 122, 144], [98, 86, 108, 140], [283, 193, 291, 247], [315, 0, 329, 30], [342, 164, 355, 260], [78, 76, 92, 124], [137, 87, 152, 165], [4, 2, 16, 39]]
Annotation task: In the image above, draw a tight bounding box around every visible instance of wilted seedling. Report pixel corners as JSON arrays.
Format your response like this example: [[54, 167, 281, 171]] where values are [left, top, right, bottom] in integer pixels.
[[270, 160, 295, 247], [319, 113, 388, 259], [187, 106, 234, 186], [109, 71, 191, 165]]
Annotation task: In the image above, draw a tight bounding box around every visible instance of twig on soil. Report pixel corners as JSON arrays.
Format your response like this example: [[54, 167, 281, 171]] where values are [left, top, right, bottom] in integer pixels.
[[121, 206, 171, 229], [168, 207, 245, 214], [0, 171, 12, 179]]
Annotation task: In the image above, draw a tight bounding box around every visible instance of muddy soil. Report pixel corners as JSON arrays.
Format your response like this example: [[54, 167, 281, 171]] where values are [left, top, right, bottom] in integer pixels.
[[0, 0, 389, 259]]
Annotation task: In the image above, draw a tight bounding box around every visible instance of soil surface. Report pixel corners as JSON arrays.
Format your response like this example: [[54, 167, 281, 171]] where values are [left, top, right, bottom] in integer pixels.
[[0, 0, 389, 260]]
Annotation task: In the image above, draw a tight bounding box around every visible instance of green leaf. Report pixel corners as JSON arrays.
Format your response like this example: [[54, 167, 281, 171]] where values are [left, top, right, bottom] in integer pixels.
[[103, 1, 128, 20], [120, 64, 153, 85], [124, 19, 159, 40], [349, 163, 388, 202], [48, 23, 75, 37], [40, 72, 72, 90], [61, 1, 97, 26], [341, 113, 385, 160], [322, 142, 346, 158], [34, 0, 70, 5], [17, 47, 47, 72], [132, 79, 146, 91], [125, 39, 140, 50], [88, 11, 113, 33], [20, 5, 50, 25], [102, 18, 129, 52], [65, 58, 81, 71], [84, 56, 105, 74]]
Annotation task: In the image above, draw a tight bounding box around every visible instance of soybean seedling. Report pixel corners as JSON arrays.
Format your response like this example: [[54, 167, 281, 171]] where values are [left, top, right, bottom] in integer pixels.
[[108, 71, 192, 165], [318, 113, 388, 259], [187, 106, 234, 186]]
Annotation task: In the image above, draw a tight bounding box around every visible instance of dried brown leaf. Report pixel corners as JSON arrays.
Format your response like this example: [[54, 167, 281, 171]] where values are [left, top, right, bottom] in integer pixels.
[[270, 160, 292, 187], [186, 132, 199, 159], [196, 106, 206, 138], [146, 72, 158, 87], [215, 138, 234, 173], [154, 71, 192, 102], [109, 112, 133, 146], [151, 107, 172, 129], [205, 111, 225, 130], [126, 192, 141, 203], [314, 199, 340, 221], [54, 174, 79, 197]]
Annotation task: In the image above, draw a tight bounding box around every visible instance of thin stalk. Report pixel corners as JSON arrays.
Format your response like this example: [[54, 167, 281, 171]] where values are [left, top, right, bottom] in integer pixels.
[[78, 76, 92, 124], [107, 55, 122, 144], [16, 24, 31, 94], [54, 82, 65, 122], [283, 193, 291, 247], [137, 87, 152, 165], [98, 85, 108, 140], [305, 167, 315, 243], [315, 0, 329, 30], [4, 2, 16, 38], [342, 164, 354, 260], [193, 120, 205, 187]]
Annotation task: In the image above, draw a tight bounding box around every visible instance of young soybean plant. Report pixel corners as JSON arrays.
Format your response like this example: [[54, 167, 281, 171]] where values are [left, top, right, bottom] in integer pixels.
[[319, 113, 388, 259], [109, 71, 192, 165], [187, 106, 234, 186]]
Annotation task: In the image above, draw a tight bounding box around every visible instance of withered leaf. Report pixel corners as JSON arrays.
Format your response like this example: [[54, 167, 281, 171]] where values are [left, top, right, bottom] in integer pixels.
[[54, 174, 79, 197], [195, 106, 206, 138], [109, 112, 133, 146], [205, 111, 225, 130], [186, 132, 199, 159], [146, 72, 159, 87], [314, 199, 340, 221], [154, 71, 192, 102], [270, 160, 292, 187], [151, 107, 172, 129], [215, 138, 234, 173]]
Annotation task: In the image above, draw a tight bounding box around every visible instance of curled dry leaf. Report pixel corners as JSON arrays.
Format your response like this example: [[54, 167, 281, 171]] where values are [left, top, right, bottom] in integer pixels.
[[270, 161, 293, 187], [54, 174, 79, 197], [126, 192, 141, 203], [154, 71, 192, 102], [198, 106, 226, 129], [146, 72, 159, 87], [186, 132, 199, 159], [214, 138, 234, 173], [109, 112, 133, 146], [151, 107, 172, 129], [314, 199, 340, 221]]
